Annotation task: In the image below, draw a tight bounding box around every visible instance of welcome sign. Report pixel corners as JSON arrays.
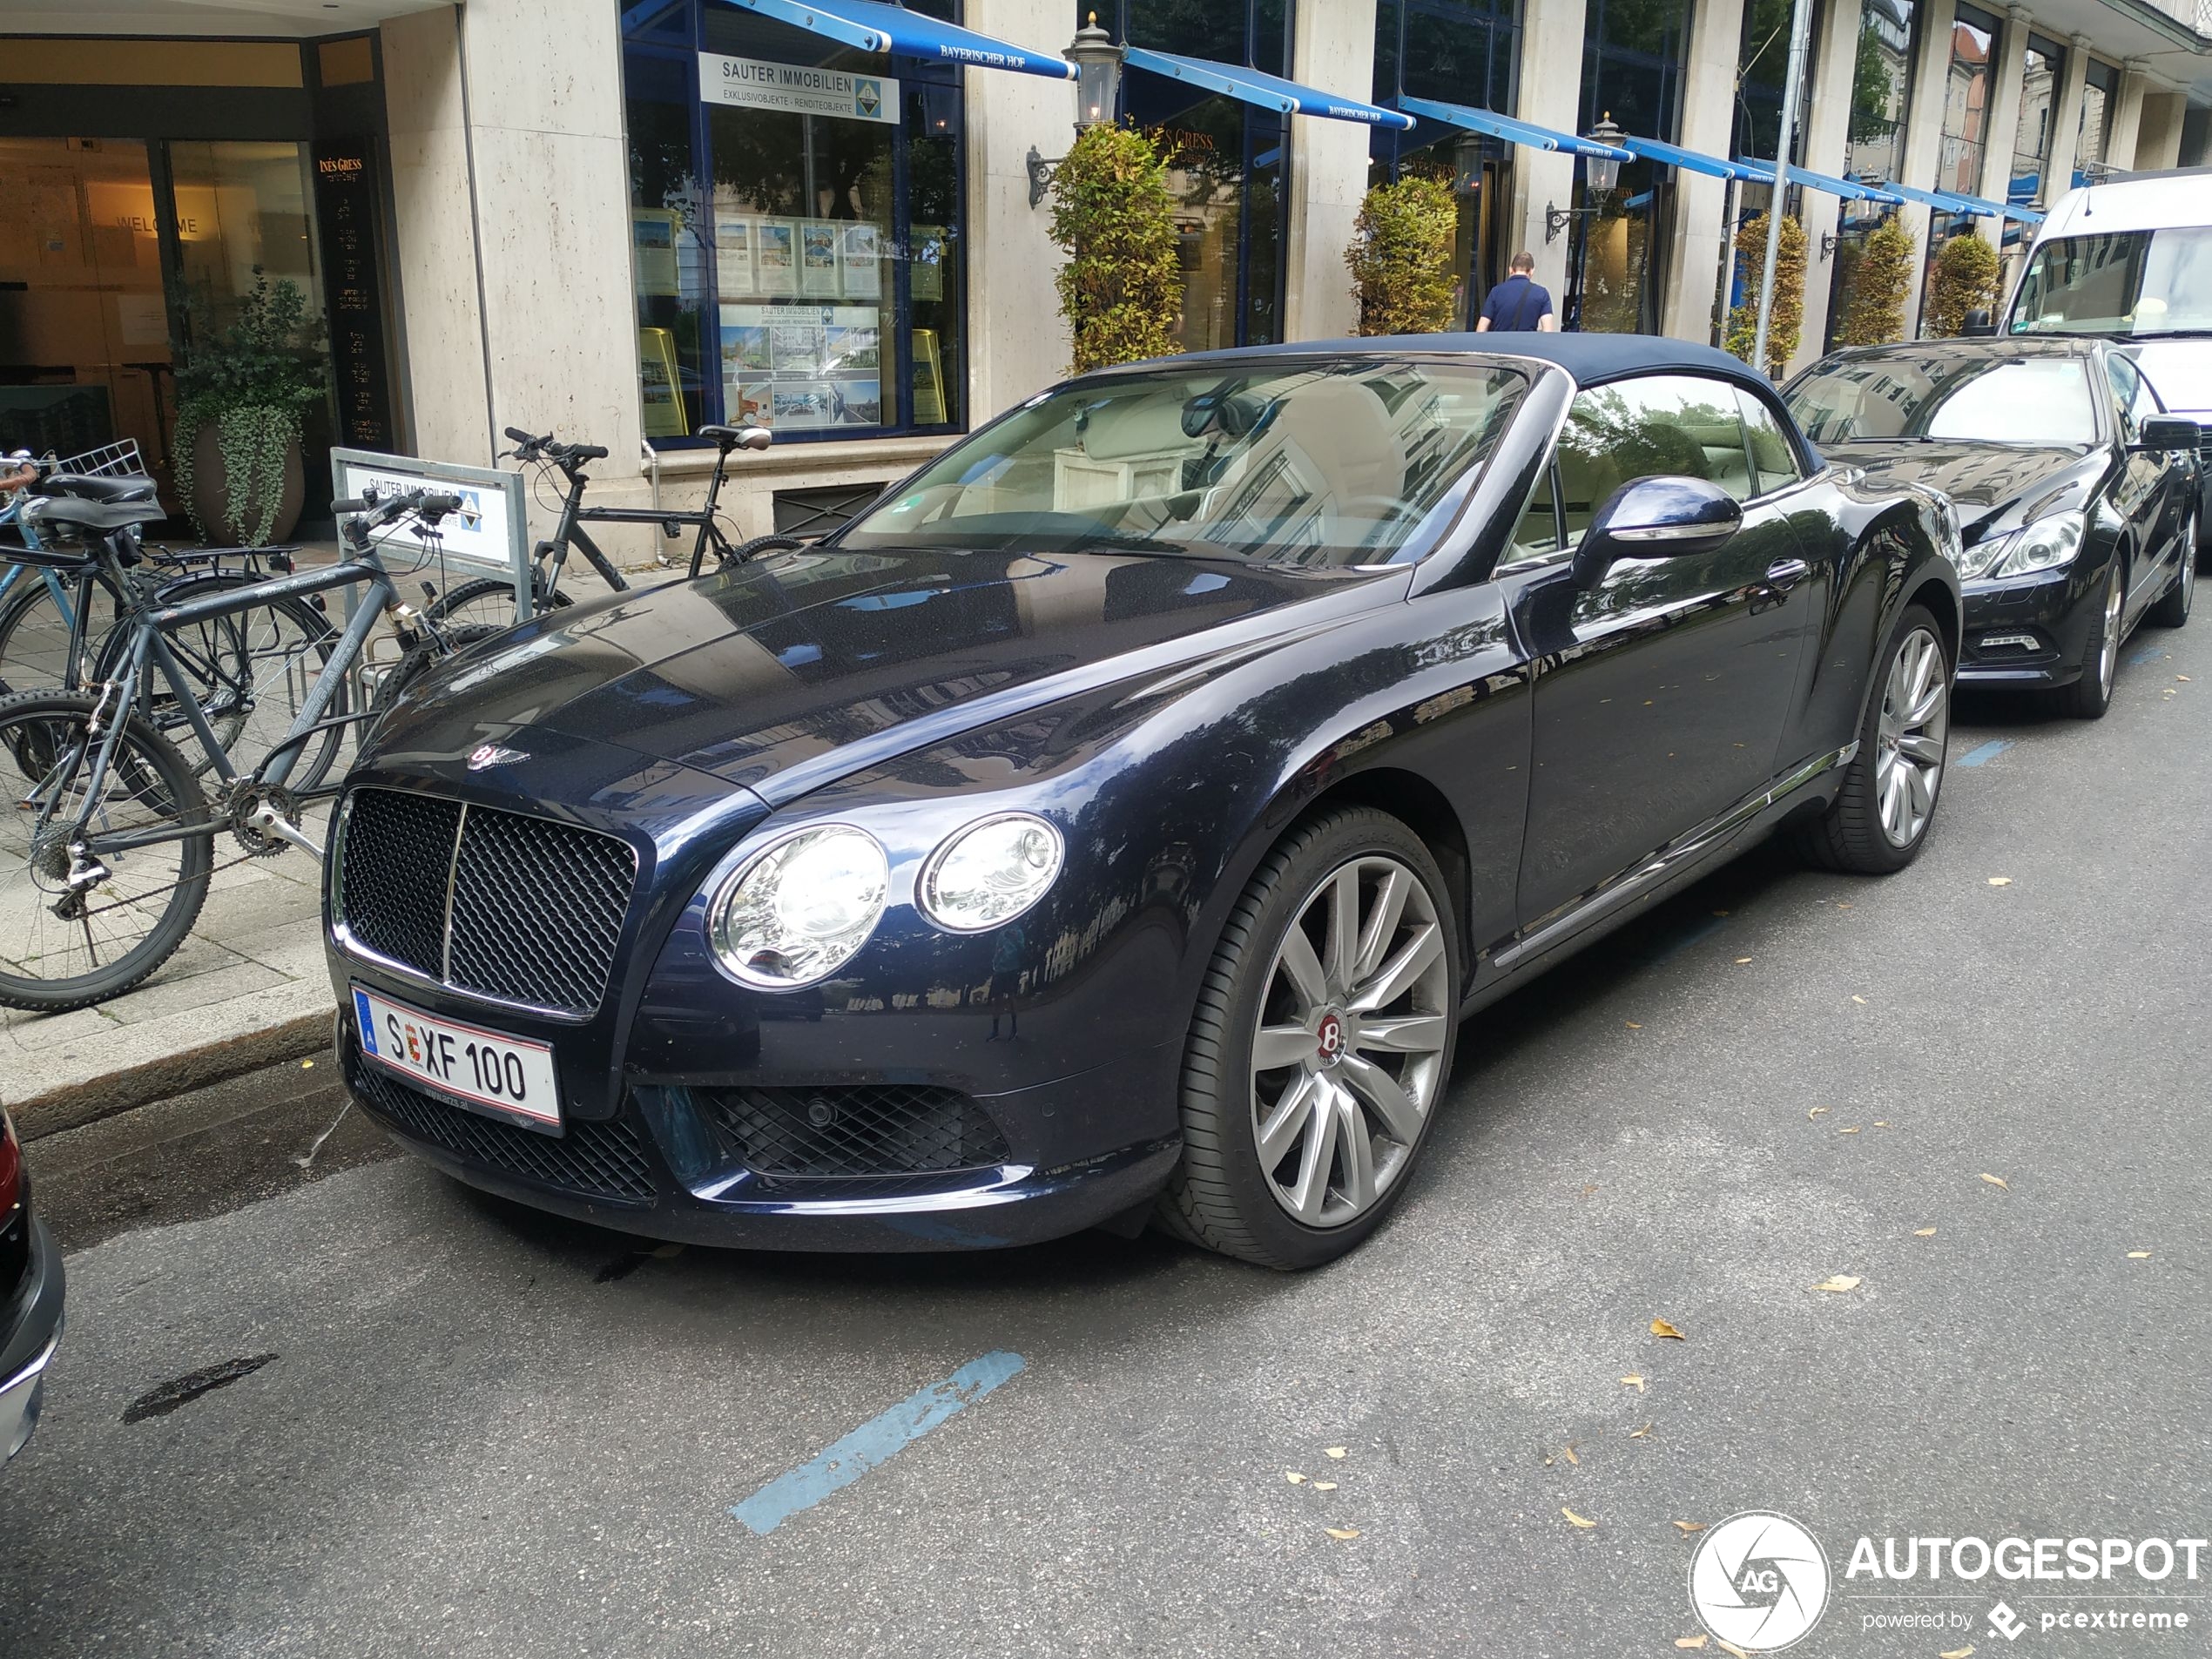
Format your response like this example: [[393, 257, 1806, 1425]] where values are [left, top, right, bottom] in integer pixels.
[[699, 53, 898, 124]]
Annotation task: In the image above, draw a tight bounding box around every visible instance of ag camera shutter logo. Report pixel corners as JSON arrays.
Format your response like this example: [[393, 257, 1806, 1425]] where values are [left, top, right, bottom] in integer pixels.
[[1689, 1511, 1832, 1651]]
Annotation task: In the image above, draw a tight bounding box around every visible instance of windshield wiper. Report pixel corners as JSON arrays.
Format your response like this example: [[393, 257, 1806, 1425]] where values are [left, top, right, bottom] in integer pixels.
[[2131, 327, 2212, 341]]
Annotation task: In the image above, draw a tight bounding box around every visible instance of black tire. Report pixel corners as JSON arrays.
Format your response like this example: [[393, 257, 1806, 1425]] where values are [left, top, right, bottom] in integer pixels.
[[1793, 603, 1952, 875], [91, 573, 347, 790], [0, 689, 212, 1012], [371, 624, 504, 724], [2053, 558, 2124, 720], [1157, 806, 1461, 1270], [427, 575, 574, 631], [2150, 515, 2195, 630]]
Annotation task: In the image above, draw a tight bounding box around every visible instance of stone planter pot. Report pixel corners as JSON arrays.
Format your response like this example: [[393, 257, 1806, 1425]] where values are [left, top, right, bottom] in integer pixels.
[[189, 420, 305, 547]]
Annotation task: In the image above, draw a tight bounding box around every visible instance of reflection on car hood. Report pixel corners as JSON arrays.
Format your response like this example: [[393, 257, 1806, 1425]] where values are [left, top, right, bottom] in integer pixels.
[[1826, 442, 2101, 541], [381, 546, 1397, 804]]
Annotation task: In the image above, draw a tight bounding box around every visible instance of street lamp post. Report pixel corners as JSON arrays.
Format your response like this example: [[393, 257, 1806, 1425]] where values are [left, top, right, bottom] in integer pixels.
[[1543, 112, 1627, 242], [1029, 13, 1124, 206], [1751, 0, 1815, 373]]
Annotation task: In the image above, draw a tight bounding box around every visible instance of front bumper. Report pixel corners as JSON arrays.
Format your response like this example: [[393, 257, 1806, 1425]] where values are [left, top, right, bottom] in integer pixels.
[[1, 1215, 65, 1462], [1957, 565, 2095, 689]]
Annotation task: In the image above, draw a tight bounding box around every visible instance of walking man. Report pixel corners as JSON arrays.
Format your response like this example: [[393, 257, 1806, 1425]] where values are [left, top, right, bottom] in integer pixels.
[[1477, 252, 1557, 333]]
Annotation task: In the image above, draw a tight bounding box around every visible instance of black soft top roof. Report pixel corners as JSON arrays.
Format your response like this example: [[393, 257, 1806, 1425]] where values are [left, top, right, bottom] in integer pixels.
[[1154, 331, 1786, 399]]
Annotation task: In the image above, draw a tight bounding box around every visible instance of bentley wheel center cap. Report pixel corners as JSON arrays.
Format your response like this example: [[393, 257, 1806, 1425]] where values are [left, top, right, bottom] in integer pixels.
[[1314, 1010, 1347, 1069]]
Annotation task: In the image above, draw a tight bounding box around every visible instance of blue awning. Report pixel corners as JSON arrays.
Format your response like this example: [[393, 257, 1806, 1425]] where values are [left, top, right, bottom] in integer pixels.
[[716, 0, 1076, 79], [1397, 95, 1631, 159], [1620, 135, 1755, 180], [1882, 179, 2043, 224], [1125, 47, 1413, 128]]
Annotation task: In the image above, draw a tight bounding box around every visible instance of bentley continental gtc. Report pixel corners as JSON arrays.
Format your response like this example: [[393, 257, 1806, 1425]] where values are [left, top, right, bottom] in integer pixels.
[[328, 336, 1961, 1270]]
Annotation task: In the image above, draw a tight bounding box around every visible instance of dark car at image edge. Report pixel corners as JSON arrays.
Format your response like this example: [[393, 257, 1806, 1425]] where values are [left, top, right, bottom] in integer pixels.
[[325, 334, 1962, 1270], [1, 1107, 64, 1462]]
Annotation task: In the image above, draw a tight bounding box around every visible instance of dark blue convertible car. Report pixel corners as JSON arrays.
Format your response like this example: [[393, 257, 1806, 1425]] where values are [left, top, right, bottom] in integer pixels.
[[327, 336, 1960, 1269]]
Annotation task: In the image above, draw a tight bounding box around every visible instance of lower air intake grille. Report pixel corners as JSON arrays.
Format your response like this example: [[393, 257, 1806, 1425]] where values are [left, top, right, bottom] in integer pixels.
[[698, 1084, 1010, 1180], [347, 1048, 657, 1204]]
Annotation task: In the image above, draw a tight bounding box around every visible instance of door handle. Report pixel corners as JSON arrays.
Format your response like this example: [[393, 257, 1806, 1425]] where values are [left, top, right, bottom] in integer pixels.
[[1762, 557, 1811, 592]]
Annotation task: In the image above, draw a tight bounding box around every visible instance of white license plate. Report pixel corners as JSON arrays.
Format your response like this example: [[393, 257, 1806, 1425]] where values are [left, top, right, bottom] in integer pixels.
[[352, 983, 562, 1132]]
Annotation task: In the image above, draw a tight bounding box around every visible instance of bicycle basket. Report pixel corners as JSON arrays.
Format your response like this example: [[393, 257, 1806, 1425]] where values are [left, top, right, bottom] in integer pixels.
[[56, 438, 147, 480]]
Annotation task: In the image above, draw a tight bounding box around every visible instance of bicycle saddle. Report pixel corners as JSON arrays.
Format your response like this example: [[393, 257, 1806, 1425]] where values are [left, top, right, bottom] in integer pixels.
[[36, 471, 158, 504], [696, 424, 772, 453], [22, 493, 165, 534]]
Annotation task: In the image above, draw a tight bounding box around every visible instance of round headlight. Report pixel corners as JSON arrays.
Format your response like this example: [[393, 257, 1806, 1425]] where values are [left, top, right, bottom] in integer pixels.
[[918, 813, 1063, 933], [708, 824, 888, 988]]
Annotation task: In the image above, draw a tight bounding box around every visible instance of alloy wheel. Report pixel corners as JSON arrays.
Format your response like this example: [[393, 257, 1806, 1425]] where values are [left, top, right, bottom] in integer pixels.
[[2098, 566, 2123, 695], [1874, 625, 1948, 848], [1249, 855, 1451, 1228], [2183, 522, 2197, 610]]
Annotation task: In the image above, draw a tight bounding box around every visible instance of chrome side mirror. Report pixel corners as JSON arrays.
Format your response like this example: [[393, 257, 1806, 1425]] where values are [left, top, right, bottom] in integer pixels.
[[1572, 476, 1744, 587]]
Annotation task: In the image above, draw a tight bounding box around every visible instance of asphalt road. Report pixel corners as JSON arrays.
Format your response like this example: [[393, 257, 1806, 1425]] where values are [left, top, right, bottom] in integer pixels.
[[5, 616, 2209, 1659]]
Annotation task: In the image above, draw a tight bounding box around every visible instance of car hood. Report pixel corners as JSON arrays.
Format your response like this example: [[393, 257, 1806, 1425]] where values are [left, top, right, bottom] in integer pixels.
[[1826, 442, 2102, 543], [380, 546, 1403, 805]]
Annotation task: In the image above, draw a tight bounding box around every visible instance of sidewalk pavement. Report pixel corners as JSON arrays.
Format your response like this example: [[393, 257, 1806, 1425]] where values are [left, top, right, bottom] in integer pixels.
[[5, 541, 645, 1140]]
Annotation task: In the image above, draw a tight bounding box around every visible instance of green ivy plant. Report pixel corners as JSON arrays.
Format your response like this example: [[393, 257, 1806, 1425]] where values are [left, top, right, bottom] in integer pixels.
[[172, 272, 328, 547], [1048, 124, 1182, 374], [1925, 232, 2000, 339], [1346, 175, 1459, 335], [1723, 212, 1809, 378], [1834, 218, 1916, 347]]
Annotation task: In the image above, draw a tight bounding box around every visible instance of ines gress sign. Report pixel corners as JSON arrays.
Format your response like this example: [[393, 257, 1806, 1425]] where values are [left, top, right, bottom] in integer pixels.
[[698, 52, 900, 124]]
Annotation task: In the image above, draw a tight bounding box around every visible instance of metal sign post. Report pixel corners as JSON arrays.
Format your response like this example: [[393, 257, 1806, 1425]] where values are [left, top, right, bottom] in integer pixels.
[[328, 447, 531, 622], [1752, 0, 1815, 376]]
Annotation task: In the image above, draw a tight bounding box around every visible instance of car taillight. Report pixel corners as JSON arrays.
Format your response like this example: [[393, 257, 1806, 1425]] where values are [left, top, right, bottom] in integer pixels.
[[0, 1110, 21, 1220]]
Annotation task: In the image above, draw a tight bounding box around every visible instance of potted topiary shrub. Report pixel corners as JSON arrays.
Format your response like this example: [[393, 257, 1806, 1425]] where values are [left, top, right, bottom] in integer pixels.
[[1723, 212, 1809, 377], [1048, 123, 1183, 374], [1924, 232, 2000, 339], [1834, 218, 1916, 347], [1346, 175, 1459, 335], [172, 272, 329, 547]]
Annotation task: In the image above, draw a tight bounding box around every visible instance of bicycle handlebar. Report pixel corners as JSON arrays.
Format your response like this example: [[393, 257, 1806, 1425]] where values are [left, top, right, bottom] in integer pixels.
[[502, 427, 607, 467], [334, 486, 466, 548]]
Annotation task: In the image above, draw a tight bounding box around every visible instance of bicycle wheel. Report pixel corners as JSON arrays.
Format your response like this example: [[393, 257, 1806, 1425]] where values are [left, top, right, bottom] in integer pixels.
[[0, 566, 125, 695], [427, 574, 573, 632], [93, 574, 347, 792], [0, 689, 212, 1012]]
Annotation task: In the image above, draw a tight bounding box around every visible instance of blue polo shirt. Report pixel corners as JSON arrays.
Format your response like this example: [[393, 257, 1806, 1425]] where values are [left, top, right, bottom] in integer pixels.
[[1480, 273, 1554, 331]]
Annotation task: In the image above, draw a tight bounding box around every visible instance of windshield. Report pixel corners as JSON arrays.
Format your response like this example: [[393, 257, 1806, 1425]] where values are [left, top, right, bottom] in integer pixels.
[[839, 361, 1527, 566], [2008, 227, 2212, 339], [1785, 354, 2098, 446]]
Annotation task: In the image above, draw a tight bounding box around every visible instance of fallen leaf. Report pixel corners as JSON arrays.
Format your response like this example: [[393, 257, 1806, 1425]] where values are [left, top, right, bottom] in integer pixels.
[[1324, 1527, 1360, 1541], [1836, 901, 1852, 909], [2180, 676, 2193, 683], [1914, 1228, 1937, 1238], [1838, 1125, 1862, 1135], [650, 1243, 685, 1258], [2128, 1251, 2151, 1259], [1673, 1520, 1707, 1534], [1676, 1638, 1710, 1650], [300, 1059, 315, 1069], [1716, 1641, 1753, 1659], [1561, 1445, 1580, 1467], [1629, 1424, 1652, 1439], [1625, 1021, 1643, 1029], [1561, 1507, 1597, 1529], [1979, 1173, 2010, 1190], [1939, 1645, 1975, 1659], [1808, 1106, 1830, 1119], [1621, 1375, 1647, 1393], [1851, 995, 1868, 1004], [1812, 1275, 1862, 1293], [1285, 1471, 1306, 1485], [1712, 909, 1730, 917], [1324, 1447, 1347, 1460], [1987, 875, 2013, 887], [1874, 1120, 1891, 1128], [1734, 956, 1753, 965], [1313, 1480, 1338, 1491], [1650, 1318, 1685, 1340]]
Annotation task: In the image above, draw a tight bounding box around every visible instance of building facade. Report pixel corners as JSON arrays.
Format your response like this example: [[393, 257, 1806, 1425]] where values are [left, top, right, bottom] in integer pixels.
[[3, 0, 2207, 551]]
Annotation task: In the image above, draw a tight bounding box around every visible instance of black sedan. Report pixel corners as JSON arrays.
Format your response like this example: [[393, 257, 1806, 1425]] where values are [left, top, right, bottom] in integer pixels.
[[328, 335, 1959, 1269], [1785, 337, 2198, 718], [2, 1107, 63, 1463]]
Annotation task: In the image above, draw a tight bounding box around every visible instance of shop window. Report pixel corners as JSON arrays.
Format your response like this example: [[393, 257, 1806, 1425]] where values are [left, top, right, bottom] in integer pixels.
[[1935, 3, 1999, 199], [1735, 0, 1820, 165], [618, 0, 965, 447], [2009, 33, 2066, 206], [1572, 0, 1691, 334], [2074, 57, 2117, 185], [1093, 0, 1291, 351]]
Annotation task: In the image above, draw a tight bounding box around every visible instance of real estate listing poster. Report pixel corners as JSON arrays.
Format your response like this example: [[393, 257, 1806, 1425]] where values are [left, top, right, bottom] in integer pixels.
[[719, 300, 887, 433]]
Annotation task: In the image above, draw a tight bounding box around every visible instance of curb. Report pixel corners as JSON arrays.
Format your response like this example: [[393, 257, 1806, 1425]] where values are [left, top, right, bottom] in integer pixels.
[[13, 1010, 333, 1143]]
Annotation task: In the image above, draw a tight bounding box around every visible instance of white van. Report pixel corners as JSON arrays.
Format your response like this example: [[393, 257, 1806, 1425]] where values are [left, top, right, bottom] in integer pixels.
[[2004, 167, 2211, 558]]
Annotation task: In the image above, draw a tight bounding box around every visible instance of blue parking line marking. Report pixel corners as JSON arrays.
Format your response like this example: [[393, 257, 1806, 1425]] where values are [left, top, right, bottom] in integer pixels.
[[1956, 740, 2011, 768], [2128, 644, 2168, 667], [731, 1351, 1026, 1535]]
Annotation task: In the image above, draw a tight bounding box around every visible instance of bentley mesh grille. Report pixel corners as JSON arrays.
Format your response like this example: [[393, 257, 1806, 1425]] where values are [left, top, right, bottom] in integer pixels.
[[698, 1084, 1011, 1181], [339, 787, 636, 1014]]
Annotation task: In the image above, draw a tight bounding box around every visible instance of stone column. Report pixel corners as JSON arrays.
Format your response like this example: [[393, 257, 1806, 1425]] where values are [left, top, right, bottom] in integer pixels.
[[1973, 6, 2029, 251], [963, 0, 1078, 412], [1657, 0, 1747, 346], [2105, 62, 2148, 172], [1283, 0, 1379, 341], [2134, 90, 2185, 171], [1789, 0, 1866, 372], [1508, 0, 1588, 304], [1894, 0, 1955, 330], [2040, 35, 2093, 199]]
